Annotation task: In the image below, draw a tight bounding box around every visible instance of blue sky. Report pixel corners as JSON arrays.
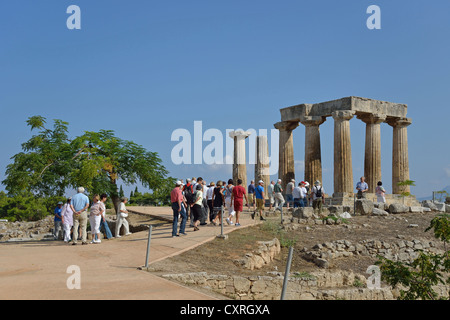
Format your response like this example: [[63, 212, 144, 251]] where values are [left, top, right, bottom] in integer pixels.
[[1, 0, 449, 198]]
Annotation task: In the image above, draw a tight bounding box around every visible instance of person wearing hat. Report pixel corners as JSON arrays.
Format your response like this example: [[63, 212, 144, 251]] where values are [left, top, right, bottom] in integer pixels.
[[252, 180, 266, 220], [311, 181, 325, 215], [191, 184, 204, 231], [53, 201, 64, 240], [171, 181, 187, 237], [303, 181, 310, 206]]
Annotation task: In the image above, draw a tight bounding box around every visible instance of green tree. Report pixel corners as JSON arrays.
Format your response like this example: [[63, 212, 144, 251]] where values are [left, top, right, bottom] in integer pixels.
[[2, 116, 172, 213]]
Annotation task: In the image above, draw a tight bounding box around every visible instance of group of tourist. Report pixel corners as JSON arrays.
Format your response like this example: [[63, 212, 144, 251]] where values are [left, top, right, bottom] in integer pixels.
[[169, 176, 331, 236], [54, 176, 388, 242], [171, 177, 253, 237], [53, 187, 132, 245]]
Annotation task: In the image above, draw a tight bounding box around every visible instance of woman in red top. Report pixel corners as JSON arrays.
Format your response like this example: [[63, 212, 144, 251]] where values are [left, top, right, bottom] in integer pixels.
[[231, 178, 248, 226]]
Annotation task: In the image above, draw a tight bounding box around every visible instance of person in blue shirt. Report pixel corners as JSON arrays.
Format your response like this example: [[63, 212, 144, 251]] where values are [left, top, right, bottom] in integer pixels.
[[356, 176, 369, 199], [70, 187, 90, 245], [53, 202, 63, 240], [252, 180, 266, 221]]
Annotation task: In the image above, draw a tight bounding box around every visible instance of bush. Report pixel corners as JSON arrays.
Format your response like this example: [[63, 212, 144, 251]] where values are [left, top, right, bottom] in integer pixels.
[[0, 192, 65, 222]]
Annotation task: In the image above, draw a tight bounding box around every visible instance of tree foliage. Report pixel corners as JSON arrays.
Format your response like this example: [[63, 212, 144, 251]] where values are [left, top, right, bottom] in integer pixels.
[[376, 213, 450, 300], [2, 116, 173, 214]]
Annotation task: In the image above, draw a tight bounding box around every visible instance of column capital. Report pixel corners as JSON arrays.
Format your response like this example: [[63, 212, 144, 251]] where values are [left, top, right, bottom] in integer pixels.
[[229, 130, 251, 139], [357, 113, 387, 125], [332, 110, 355, 121], [387, 117, 412, 128], [299, 116, 326, 127], [274, 121, 299, 132]]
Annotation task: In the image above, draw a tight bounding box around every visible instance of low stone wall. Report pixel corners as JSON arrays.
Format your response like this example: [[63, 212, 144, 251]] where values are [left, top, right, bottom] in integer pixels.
[[162, 270, 394, 300], [233, 238, 281, 270]]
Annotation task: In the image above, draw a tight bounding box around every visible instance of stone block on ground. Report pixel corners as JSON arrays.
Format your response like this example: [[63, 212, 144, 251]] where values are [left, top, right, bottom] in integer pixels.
[[355, 199, 374, 215], [389, 203, 409, 214]]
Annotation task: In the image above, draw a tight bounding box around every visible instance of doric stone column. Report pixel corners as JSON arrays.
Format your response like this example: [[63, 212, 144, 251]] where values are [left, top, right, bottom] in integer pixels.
[[358, 114, 386, 193], [332, 111, 355, 195], [300, 116, 326, 186], [229, 130, 251, 189], [274, 121, 299, 190], [255, 136, 270, 197], [387, 118, 412, 194]]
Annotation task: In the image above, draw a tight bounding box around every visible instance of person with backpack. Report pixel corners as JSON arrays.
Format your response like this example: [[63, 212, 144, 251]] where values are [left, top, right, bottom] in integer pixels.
[[183, 178, 194, 226], [311, 180, 325, 215]]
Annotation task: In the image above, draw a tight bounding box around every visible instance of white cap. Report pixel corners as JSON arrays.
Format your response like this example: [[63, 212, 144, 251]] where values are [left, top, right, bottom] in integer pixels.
[[258, 180, 264, 184], [176, 181, 182, 185]]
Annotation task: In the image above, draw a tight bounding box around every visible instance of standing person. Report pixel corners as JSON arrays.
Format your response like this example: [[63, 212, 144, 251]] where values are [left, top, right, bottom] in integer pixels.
[[197, 178, 208, 226], [171, 181, 187, 237], [268, 181, 275, 211], [304, 181, 310, 206], [70, 187, 90, 245], [274, 179, 285, 214], [211, 181, 224, 225], [311, 181, 325, 215], [191, 184, 203, 231], [375, 181, 386, 203], [224, 179, 235, 225], [116, 197, 132, 238], [292, 183, 302, 208], [356, 176, 369, 199], [231, 179, 248, 226], [253, 180, 266, 220], [89, 195, 103, 244], [286, 179, 295, 209], [97, 194, 113, 240], [53, 202, 63, 240], [61, 198, 73, 243], [299, 182, 308, 208], [206, 182, 215, 222], [183, 179, 194, 227], [247, 180, 256, 212]]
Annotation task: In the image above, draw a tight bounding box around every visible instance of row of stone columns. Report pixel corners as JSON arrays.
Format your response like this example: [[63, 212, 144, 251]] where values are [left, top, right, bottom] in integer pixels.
[[274, 113, 411, 195], [230, 113, 411, 196]]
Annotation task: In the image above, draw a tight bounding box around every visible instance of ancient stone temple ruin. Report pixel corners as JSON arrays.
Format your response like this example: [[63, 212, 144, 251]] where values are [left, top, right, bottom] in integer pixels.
[[229, 97, 418, 206], [273, 96, 417, 206]]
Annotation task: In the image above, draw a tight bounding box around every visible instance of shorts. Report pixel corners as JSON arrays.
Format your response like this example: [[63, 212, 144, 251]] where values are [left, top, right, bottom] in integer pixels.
[[234, 199, 244, 212], [256, 198, 264, 211], [192, 204, 202, 221], [286, 194, 293, 203], [247, 194, 254, 205]]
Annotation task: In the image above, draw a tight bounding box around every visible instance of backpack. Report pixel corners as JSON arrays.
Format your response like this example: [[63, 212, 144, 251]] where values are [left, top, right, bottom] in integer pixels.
[[184, 184, 194, 204], [315, 186, 323, 198]]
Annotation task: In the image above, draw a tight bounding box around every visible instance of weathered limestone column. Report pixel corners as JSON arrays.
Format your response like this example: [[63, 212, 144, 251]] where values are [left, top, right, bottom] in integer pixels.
[[255, 136, 270, 197], [274, 121, 299, 190], [387, 118, 412, 194], [332, 111, 355, 195], [229, 130, 251, 189], [300, 116, 326, 186], [358, 114, 386, 193]]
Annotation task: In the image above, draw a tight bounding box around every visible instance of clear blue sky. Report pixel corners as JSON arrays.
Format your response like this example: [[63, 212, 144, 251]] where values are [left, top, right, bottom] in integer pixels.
[[1, 0, 449, 198]]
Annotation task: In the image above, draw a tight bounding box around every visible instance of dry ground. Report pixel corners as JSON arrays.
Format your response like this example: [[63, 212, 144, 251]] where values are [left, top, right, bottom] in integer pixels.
[[145, 210, 445, 278]]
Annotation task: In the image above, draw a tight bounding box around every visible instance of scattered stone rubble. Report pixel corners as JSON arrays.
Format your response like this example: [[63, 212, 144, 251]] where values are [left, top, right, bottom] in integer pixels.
[[301, 237, 442, 269]]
